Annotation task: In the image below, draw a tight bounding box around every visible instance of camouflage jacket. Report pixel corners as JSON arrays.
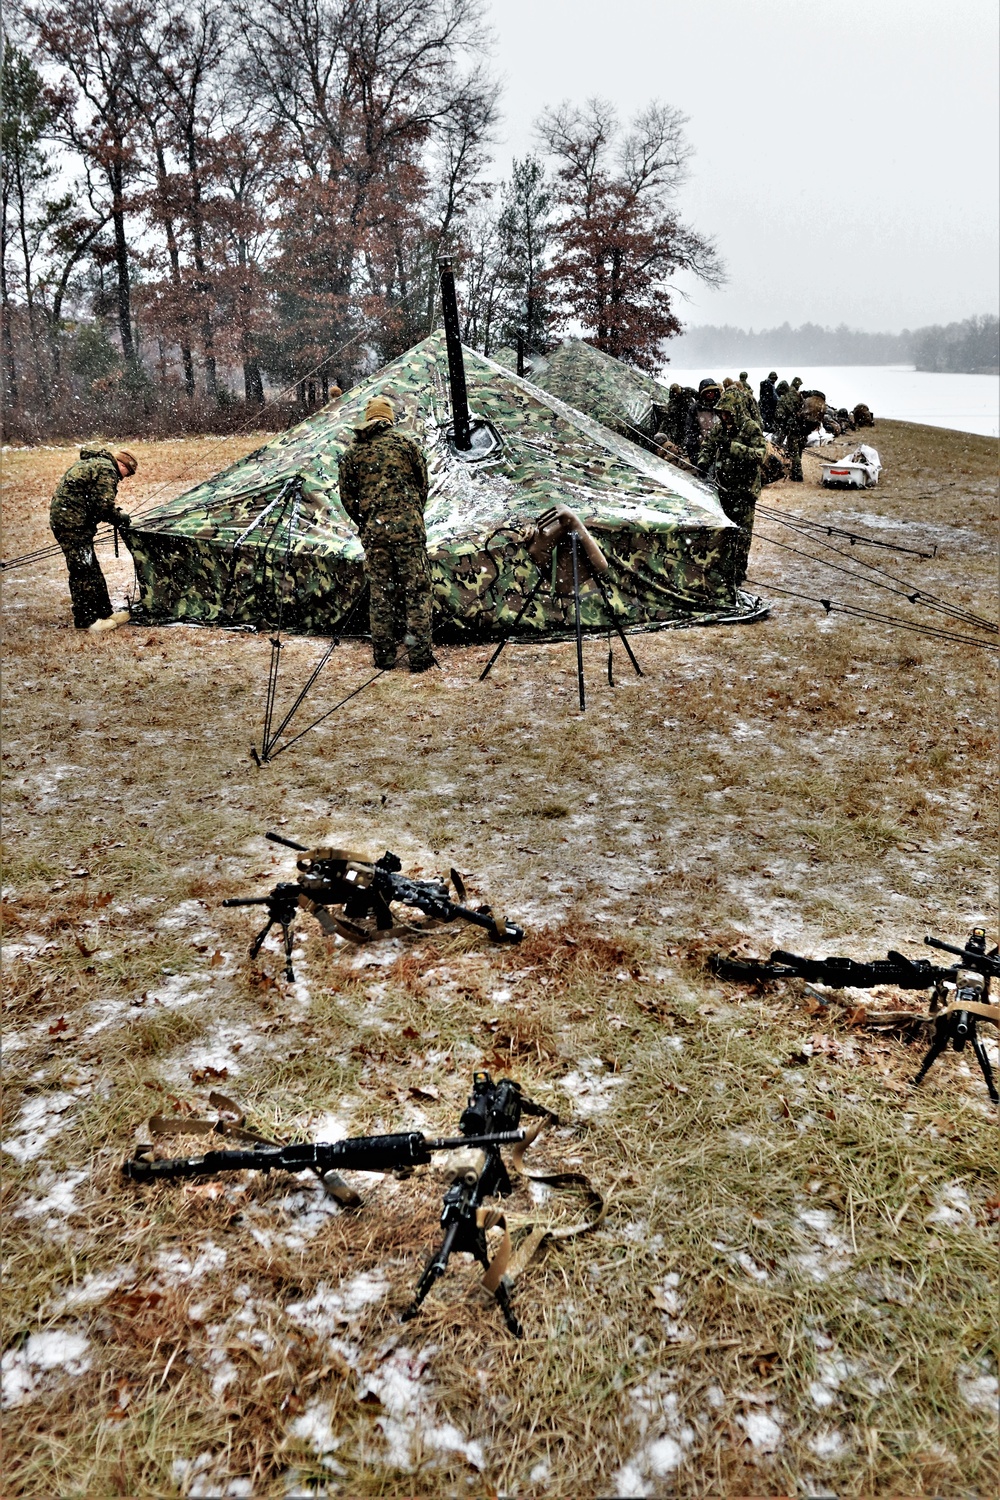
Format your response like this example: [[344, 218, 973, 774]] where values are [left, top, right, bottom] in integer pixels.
[[776, 385, 804, 433], [338, 423, 429, 545], [698, 412, 766, 496], [50, 448, 129, 538]]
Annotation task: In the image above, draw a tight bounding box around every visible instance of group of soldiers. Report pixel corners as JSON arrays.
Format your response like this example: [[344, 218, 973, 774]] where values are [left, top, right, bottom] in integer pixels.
[[49, 368, 875, 657], [49, 399, 437, 670], [657, 372, 874, 485]]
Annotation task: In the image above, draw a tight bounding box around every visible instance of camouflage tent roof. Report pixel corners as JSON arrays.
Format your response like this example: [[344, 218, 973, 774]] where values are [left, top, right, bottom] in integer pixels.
[[131, 331, 756, 639], [527, 339, 676, 446]]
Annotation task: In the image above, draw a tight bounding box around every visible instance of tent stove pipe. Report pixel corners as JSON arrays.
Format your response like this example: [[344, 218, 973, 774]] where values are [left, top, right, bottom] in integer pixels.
[[437, 256, 472, 451]]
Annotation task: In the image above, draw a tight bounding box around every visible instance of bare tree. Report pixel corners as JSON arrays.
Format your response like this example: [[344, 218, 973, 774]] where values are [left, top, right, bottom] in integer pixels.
[[30, 0, 147, 361], [537, 97, 724, 371]]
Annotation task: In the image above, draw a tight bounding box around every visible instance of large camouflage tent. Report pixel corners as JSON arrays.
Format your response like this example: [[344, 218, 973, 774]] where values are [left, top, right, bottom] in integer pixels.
[[526, 338, 675, 448], [130, 331, 761, 639]]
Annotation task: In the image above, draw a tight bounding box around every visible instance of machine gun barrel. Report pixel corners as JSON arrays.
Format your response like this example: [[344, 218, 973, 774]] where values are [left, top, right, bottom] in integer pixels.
[[221, 896, 276, 908], [266, 831, 310, 853], [123, 1128, 524, 1184]]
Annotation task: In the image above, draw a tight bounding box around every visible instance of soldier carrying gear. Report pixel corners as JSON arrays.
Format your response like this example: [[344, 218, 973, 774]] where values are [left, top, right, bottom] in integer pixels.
[[759, 371, 779, 432], [49, 446, 137, 631], [776, 376, 807, 481], [338, 396, 434, 672], [696, 390, 766, 589]]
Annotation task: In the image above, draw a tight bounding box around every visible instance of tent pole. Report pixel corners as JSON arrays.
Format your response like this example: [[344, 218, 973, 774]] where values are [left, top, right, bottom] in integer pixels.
[[437, 256, 472, 451], [595, 575, 644, 677], [572, 532, 586, 711], [479, 573, 548, 681]]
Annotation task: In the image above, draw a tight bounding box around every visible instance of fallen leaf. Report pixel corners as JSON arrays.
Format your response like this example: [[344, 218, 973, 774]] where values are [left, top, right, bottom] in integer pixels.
[[190, 1066, 228, 1084], [95, 892, 114, 908], [845, 1005, 868, 1027], [71, 868, 90, 879], [408, 1084, 439, 1101], [183, 1182, 224, 1202], [48, 1016, 70, 1035], [401, 1025, 420, 1040], [112, 1289, 165, 1314], [209, 950, 225, 967], [75, 936, 96, 957]]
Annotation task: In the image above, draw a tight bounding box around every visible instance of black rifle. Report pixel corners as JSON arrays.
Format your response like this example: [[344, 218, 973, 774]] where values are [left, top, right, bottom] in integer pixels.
[[403, 1071, 551, 1337], [122, 1124, 524, 1184], [122, 1073, 542, 1334], [223, 832, 523, 980], [710, 928, 999, 1102]]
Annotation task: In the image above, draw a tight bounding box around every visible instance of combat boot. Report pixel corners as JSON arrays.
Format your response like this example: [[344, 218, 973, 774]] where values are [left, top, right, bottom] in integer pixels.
[[89, 609, 130, 634]]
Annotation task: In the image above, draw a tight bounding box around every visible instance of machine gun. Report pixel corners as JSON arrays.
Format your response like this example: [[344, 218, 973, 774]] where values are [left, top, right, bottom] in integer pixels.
[[223, 831, 524, 980], [122, 1072, 546, 1335], [710, 928, 999, 1102], [403, 1070, 552, 1337]]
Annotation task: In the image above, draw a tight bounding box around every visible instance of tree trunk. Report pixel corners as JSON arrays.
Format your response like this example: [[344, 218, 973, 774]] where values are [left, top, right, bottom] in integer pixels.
[[109, 156, 134, 361], [153, 142, 195, 399], [1, 297, 17, 408]]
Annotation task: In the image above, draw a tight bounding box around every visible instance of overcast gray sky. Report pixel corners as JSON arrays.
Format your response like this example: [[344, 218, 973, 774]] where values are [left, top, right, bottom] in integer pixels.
[[483, 0, 999, 332]]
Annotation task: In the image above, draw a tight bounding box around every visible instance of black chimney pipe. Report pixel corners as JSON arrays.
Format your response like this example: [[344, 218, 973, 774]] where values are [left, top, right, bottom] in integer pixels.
[[437, 256, 471, 451]]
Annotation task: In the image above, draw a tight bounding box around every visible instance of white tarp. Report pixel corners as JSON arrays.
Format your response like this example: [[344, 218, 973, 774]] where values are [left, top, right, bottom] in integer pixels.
[[822, 444, 882, 488], [843, 444, 881, 484]]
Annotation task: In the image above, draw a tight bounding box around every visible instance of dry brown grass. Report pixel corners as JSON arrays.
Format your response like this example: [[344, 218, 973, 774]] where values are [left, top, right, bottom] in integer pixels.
[[1, 420, 998, 1498]]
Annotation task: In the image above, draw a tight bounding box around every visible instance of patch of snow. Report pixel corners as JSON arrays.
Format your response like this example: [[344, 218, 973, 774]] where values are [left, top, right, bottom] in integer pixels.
[[286, 1271, 389, 1347], [710, 1241, 769, 1283], [612, 1375, 695, 1493], [356, 1345, 486, 1471], [247, 1181, 344, 1252], [49, 1264, 136, 1313], [925, 1181, 975, 1227], [1, 1328, 91, 1408], [289, 1400, 343, 1457], [808, 1427, 850, 1459], [308, 1103, 359, 1142], [528, 1459, 551, 1485], [154, 1241, 228, 1286], [558, 1058, 627, 1116], [2, 1092, 76, 1162], [158, 899, 209, 930], [147, 974, 206, 1008], [958, 1368, 999, 1414], [789, 1206, 853, 1282], [171, 1452, 253, 1498], [16, 1168, 87, 1225], [737, 1408, 783, 1453]]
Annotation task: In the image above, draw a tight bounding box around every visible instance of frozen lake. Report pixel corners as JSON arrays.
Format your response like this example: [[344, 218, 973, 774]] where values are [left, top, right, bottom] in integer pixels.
[[660, 364, 999, 438]]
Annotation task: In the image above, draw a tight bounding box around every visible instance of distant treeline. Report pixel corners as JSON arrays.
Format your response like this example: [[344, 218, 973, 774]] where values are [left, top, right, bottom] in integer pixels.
[[670, 315, 999, 373]]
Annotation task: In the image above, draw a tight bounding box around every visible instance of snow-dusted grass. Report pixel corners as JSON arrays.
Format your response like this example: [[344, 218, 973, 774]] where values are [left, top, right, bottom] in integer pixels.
[[1, 422, 998, 1496]]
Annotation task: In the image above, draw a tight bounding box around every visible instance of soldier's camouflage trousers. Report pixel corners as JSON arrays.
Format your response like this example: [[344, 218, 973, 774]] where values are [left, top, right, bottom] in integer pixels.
[[785, 424, 806, 481], [53, 530, 113, 628], [363, 537, 433, 667], [717, 489, 757, 589]]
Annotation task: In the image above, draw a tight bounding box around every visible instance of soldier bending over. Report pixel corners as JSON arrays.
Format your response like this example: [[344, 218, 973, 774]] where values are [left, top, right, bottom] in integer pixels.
[[49, 445, 138, 631], [339, 396, 435, 672]]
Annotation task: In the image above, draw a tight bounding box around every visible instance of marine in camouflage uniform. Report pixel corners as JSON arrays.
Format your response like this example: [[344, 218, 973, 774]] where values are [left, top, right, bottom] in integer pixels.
[[338, 396, 433, 670], [697, 390, 766, 588], [49, 446, 136, 628], [758, 372, 779, 432], [684, 379, 722, 462], [776, 376, 806, 481]]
